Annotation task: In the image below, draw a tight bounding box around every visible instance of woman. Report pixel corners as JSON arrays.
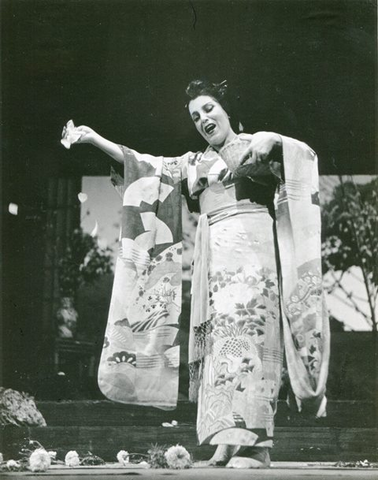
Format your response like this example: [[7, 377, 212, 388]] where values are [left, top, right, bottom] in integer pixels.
[[65, 79, 330, 469]]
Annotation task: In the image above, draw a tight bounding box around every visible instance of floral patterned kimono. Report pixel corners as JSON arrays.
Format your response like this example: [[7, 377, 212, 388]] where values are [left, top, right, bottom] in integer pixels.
[[97, 134, 330, 448]]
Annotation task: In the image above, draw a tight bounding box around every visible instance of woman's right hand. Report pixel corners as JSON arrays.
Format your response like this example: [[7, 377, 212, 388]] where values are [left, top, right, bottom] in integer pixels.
[[62, 121, 124, 163], [61, 121, 99, 149], [73, 125, 98, 145]]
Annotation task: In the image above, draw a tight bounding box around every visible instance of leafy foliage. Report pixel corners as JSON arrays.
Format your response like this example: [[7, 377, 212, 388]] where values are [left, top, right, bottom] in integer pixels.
[[58, 228, 113, 297], [0, 388, 46, 427], [147, 444, 169, 469], [80, 452, 105, 465], [321, 177, 377, 282], [321, 177, 377, 329]]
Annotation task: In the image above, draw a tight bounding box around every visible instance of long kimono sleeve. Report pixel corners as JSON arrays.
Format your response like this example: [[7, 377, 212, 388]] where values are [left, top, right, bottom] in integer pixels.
[[98, 146, 191, 409], [274, 136, 330, 417]]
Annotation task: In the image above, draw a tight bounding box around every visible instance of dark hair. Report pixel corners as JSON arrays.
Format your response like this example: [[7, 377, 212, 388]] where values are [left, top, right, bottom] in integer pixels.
[[185, 79, 230, 115]]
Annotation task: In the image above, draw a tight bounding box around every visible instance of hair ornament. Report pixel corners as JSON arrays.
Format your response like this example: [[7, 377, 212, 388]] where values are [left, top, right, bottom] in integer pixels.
[[213, 80, 228, 97]]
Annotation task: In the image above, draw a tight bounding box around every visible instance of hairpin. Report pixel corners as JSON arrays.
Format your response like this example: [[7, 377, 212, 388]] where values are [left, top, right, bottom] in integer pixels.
[[213, 80, 228, 97]]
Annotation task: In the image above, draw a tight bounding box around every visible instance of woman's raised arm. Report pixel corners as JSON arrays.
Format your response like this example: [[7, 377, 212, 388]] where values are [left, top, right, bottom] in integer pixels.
[[71, 125, 124, 164]]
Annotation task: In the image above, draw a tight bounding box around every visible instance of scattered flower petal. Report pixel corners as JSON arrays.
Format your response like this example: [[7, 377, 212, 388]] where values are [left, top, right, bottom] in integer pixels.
[[162, 420, 178, 427], [90, 221, 99, 238], [78, 193, 88, 203], [29, 448, 51, 472], [8, 203, 19, 216], [48, 451, 57, 460]]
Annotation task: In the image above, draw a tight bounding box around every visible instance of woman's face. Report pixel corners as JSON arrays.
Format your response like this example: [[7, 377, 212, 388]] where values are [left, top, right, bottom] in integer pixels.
[[188, 95, 234, 150]]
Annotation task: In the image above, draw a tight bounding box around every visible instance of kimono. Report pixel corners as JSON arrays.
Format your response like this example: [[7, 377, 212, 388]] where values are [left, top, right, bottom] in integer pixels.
[[97, 134, 330, 447]]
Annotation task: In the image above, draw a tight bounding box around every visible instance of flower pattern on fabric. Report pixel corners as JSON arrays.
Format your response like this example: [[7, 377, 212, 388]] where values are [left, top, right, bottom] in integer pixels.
[[197, 264, 282, 444], [107, 351, 136, 367], [286, 268, 325, 376]]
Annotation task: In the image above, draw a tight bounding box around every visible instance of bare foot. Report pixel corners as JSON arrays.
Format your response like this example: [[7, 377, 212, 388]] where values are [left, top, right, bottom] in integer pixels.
[[226, 447, 270, 469], [206, 444, 240, 466]]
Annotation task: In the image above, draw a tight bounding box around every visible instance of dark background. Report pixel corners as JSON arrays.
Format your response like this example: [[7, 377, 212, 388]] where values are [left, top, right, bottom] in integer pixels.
[[2, 0, 376, 178], [1, 0, 376, 394]]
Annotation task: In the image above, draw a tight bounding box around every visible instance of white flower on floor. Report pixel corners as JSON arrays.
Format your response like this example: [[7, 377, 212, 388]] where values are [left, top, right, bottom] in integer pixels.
[[164, 445, 191, 469], [116, 450, 130, 465], [29, 448, 51, 472], [6, 460, 21, 471], [65, 450, 80, 467], [48, 451, 57, 460]]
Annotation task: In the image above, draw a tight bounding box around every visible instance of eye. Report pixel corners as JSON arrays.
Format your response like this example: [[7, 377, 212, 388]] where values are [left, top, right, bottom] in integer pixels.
[[192, 114, 200, 123], [204, 104, 214, 113]]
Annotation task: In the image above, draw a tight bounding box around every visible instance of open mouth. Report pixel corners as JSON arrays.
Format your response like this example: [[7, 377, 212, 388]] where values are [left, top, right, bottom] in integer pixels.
[[204, 123, 216, 135]]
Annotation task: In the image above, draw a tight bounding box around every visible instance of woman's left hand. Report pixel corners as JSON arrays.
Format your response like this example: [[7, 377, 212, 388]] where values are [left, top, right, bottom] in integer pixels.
[[239, 131, 282, 167]]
